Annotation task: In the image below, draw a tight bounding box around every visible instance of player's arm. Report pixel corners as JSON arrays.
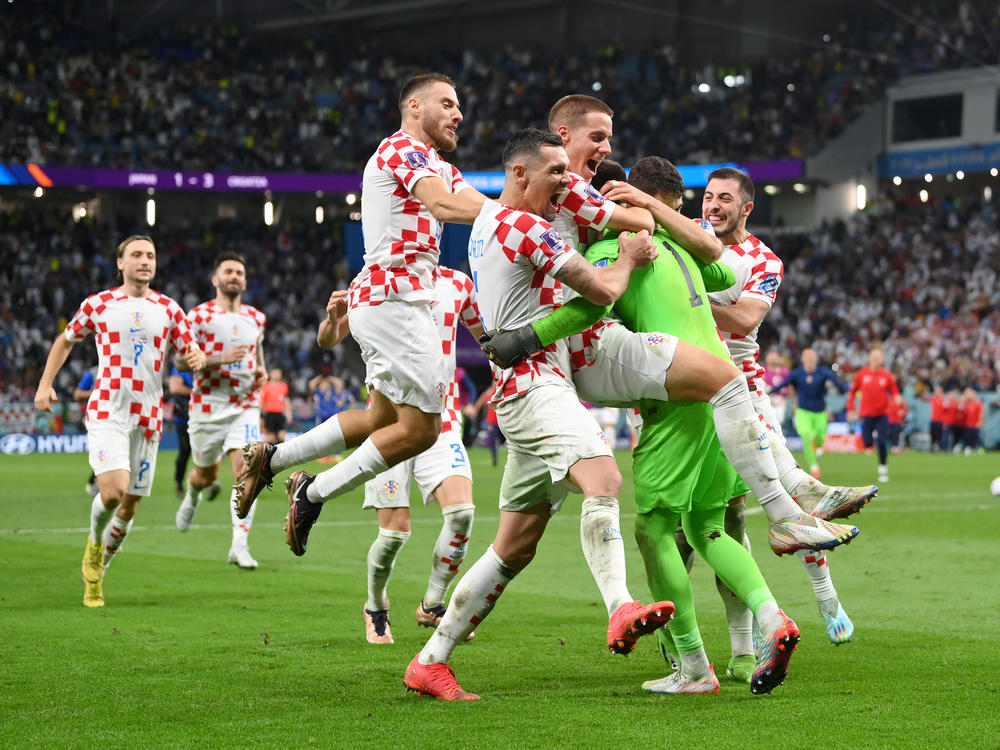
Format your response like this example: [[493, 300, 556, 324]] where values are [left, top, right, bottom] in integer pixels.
[[824, 367, 850, 393], [35, 333, 75, 412], [411, 178, 486, 225], [556, 231, 656, 306], [768, 370, 796, 394], [710, 296, 770, 337], [604, 202, 654, 235], [317, 289, 351, 348], [602, 181, 723, 262], [695, 258, 735, 292], [253, 340, 268, 390], [174, 344, 246, 371], [169, 373, 192, 396]]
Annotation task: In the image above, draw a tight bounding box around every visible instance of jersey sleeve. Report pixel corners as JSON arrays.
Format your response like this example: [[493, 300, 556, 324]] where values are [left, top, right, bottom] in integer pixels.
[[168, 300, 194, 353], [377, 136, 441, 193], [556, 174, 613, 231], [697, 259, 736, 292], [513, 217, 577, 276], [448, 163, 469, 194], [740, 253, 783, 308], [583, 237, 620, 267], [456, 273, 482, 333], [64, 295, 99, 343]]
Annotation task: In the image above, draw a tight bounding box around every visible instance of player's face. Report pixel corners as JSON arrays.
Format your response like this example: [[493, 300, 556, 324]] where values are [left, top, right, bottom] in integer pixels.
[[418, 82, 463, 153], [702, 178, 752, 240], [523, 145, 571, 220], [560, 112, 613, 181], [117, 240, 156, 285], [869, 350, 883, 369], [802, 349, 817, 370], [214, 259, 247, 298]]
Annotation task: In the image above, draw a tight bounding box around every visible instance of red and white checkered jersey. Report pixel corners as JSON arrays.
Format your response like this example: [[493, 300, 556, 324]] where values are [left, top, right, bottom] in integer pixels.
[[431, 266, 482, 433], [468, 199, 578, 404], [550, 170, 614, 252], [64, 288, 193, 441], [707, 233, 783, 392], [186, 300, 266, 422], [350, 130, 469, 308]]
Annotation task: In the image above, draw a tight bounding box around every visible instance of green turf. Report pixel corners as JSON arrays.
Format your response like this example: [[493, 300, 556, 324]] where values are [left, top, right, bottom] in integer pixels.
[[1, 449, 999, 748]]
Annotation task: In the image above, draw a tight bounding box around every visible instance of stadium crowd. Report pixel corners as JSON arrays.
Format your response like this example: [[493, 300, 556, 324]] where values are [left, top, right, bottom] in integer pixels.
[[2, 1, 998, 172]]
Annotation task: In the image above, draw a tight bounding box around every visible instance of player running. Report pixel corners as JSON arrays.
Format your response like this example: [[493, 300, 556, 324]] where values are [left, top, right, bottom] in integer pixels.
[[847, 347, 901, 483], [404, 129, 670, 701], [174, 252, 268, 569], [232, 74, 487, 554], [34, 235, 205, 607]]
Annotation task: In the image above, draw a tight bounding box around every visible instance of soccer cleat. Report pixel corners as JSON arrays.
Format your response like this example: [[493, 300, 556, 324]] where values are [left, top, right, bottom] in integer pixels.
[[234, 442, 276, 519], [726, 654, 756, 683], [206, 480, 223, 501], [284, 472, 322, 556], [607, 600, 676, 656], [81, 538, 105, 608], [404, 654, 480, 701], [809, 465, 821, 479], [227, 545, 259, 569], [415, 601, 475, 641], [642, 665, 720, 694], [796, 483, 878, 521], [175, 496, 198, 532], [750, 610, 800, 695], [363, 607, 394, 644], [768, 515, 858, 556], [822, 602, 854, 645]]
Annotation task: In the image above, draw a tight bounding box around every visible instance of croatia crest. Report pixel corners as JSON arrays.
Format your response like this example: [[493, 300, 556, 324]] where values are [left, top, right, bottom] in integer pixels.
[[384, 480, 400, 499], [436, 382, 446, 404], [645, 334, 665, 347], [597, 431, 609, 445], [97, 449, 109, 465], [131, 310, 144, 326]]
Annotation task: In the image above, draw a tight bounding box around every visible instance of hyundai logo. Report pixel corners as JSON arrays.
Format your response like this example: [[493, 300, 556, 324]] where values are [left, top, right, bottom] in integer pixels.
[[0, 434, 36, 455]]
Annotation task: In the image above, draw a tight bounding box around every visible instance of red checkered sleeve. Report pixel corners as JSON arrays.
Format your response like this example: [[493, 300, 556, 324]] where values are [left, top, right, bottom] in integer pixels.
[[556, 172, 613, 231], [163, 297, 194, 353], [65, 291, 111, 342], [377, 133, 440, 193], [739, 239, 784, 308]]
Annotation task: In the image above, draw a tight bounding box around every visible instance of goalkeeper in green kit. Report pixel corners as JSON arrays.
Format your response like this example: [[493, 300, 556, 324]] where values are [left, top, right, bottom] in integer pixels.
[[479, 156, 841, 694]]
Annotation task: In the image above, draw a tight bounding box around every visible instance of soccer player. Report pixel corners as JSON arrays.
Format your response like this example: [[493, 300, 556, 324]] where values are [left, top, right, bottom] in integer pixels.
[[702, 168, 869, 647], [404, 129, 671, 701], [583, 156, 801, 695], [768, 348, 850, 479], [174, 252, 267, 569], [962, 388, 984, 455], [925, 384, 946, 452], [318, 267, 484, 645], [259, 369, 291, 443], [887, 393, 908, 454], [34, 235, 205, 607], [847, 348, 900, 483], [233, 74, 487, 555]]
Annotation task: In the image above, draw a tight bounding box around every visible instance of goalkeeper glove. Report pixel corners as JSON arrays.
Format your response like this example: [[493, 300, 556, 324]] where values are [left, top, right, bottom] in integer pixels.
[[478, 324, 543, 368]]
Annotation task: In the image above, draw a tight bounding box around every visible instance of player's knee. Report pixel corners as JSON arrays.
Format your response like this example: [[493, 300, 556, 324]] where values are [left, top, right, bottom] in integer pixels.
[[442, 503, 475, 537]]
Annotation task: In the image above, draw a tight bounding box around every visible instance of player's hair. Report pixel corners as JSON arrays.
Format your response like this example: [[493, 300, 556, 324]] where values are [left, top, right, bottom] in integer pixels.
[[707, 166, 754, 203], [115, 234, 154, 280], [398, 73, 457, 113], [592, 159, 628, 192], [627, 156, 685, 200], [214, 250, 247, 270], [501, 128, 564, 169], [547, 95, 613, 132]]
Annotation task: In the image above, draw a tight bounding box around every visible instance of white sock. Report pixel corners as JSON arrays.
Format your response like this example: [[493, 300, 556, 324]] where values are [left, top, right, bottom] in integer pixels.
[[366, 527, 411, 611], [580, 495, 632, 615], [754, 599, 782, 634], [795, 549, 838, 610], [231, 490, 255, 545], [679, 648, 712, 679], [424, 503, 475, 608], [709, 376, 801, 522], [717, 578, 754, 657], [749, 390, 817, 495], [418, 545, 517, 664], [307, 438, 388, 503], [101, 514, 133, 568], [89, 494, 114, 545], [271, 414, 346, 472]]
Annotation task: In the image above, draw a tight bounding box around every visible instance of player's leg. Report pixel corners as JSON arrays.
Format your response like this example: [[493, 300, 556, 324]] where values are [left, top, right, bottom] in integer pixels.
[[177, 418, 224, 532], [361, 460, 413, 645], [795, 408, 820, 476], [683, 506, 800, 694], [174, 422, 191, 498], [795, 548, 854, 644], [715, 496, 756, 682], [635, 508, 719, 694], [418, 454, 475, 628]]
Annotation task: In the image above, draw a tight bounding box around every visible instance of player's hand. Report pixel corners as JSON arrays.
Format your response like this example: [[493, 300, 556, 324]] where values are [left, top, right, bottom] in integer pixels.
[[34, 386, 58, 412], [219, 344, 250, 365], [847, 410, 856, 424], [600, 180, 651, 210], [253, 366, 267, 389], [617, 230, 658, 268], [186, 345, 206, 371], [462, 403, 477, 419], [326, 289, 349, 323], [478, 325, 543, 369]]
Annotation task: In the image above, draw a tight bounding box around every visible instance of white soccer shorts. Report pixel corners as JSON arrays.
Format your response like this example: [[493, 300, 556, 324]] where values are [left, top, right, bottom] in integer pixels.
[[349, 299, 446, 414], [363, 428, 472, 509], [87, 421, 159, 497], [572, 321, 679, 407], [496, 383, 613, 514], [189, 408, 261, 468]]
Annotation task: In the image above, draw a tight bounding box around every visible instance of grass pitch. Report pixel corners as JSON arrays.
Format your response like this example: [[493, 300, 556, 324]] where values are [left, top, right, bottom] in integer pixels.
[[1, 448, 999, 748]]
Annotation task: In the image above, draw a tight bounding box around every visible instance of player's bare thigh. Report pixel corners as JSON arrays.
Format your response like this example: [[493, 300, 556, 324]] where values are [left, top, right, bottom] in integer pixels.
[[567, 455, 622, 499], [431, 475, 474, 509], [376, 506, 412, 533], [664, 339, 742, 402]]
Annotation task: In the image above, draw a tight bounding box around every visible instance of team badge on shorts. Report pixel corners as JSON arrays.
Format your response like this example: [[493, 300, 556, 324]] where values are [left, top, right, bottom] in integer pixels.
[[436, 382, 447, 404], [597, 431, 609, 446], [645, 334, 665, 347], [96, 449, 108, 465], [384, 480, 400, 499]]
